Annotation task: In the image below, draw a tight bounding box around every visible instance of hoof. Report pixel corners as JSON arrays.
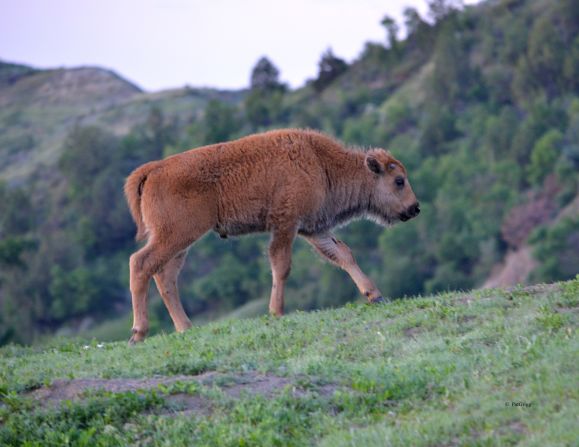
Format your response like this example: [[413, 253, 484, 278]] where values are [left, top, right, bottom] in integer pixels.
[[176, 322, 193, 333], [128, 329, 146, 346], [369, 296, 387, 304]]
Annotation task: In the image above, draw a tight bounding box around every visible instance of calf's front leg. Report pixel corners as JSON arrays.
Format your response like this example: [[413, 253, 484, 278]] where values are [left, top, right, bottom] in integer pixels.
[[304, 233, 385, 303], [268, 229, 295, 316]]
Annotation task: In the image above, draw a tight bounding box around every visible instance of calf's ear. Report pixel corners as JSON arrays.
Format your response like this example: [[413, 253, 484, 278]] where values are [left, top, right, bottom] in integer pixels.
[[365, 154, 384, 175]]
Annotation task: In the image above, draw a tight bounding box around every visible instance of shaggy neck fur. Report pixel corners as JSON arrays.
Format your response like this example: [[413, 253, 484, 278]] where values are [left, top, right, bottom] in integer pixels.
[[300, 149, 377, 235], [330, 151, 375, 222]]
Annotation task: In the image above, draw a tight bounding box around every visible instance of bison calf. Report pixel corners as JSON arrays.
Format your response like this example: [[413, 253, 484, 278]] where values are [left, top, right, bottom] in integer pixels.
[[124, 129, 419, 344]]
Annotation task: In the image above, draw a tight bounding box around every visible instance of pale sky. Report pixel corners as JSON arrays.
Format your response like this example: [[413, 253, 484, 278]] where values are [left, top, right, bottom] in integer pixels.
[[0, 0, 479, 92]]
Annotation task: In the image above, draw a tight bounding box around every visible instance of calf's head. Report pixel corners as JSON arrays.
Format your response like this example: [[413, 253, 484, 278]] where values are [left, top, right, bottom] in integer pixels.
[[365, 149, 420, 225]]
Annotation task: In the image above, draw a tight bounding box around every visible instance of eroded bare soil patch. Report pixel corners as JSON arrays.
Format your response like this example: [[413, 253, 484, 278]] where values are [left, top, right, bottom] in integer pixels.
[[28, 371, 338, 415]]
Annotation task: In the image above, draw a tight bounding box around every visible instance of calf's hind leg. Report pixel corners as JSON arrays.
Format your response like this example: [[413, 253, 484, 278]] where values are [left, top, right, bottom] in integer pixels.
[[129, 236, 200, 345], [128, 188, 215, 344], [153, 250, 192, 333], [129, 241, 161, 345], [304, 232, 385, 303]]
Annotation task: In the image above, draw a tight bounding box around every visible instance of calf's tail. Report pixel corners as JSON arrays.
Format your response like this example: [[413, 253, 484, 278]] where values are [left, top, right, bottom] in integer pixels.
[[124, 161, 160, 241]]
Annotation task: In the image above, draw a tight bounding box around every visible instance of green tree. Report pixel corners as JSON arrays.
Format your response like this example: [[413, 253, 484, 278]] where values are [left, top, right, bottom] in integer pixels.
[[483, 107, 518, 164], [203, 99, 239, 144], [245, 57, 287, 128], [245, 90, 285, 128], [526, 16, 565, 97], [59, 126, 133, 256], [250, 57, 285, 91], [0, 182, 34, 236], [530, 218, 579, 283], [0, 182, 38, 344], [418, 105, 459, 155], [427, 0, 463, 23], [429, 17, 485, 105], [403, 7, 424, 36], [510, 99, 566, 166], [59, 126, 117, 195], [145, 107, 177, 154], [378, 217, 432, 298], [123, 107, 177, 161], [48, 260, 122, 322], [527, 129, 563, 185], [0, 237, 36, 269], [381, 15, 399, 50], [403, 7, 432, 54], [563, 35, 579, 93], [313, 48, 348, 93]]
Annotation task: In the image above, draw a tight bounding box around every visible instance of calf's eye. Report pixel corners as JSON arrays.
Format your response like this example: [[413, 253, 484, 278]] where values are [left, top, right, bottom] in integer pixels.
[[395, 176, 405, 187]]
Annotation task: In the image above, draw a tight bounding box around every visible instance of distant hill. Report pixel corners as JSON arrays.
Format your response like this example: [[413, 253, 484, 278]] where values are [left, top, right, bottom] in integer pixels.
[[0, 60, 39, 86], [0, 61, 244, 183]]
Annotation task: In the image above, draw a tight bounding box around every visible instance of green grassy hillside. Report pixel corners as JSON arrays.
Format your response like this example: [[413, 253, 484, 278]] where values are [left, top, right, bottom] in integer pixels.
[[1, 279, 577, 446]]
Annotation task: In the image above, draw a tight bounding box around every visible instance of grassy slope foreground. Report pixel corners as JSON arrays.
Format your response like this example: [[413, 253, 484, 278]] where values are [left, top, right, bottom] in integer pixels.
[[1, 279, 578, 446]]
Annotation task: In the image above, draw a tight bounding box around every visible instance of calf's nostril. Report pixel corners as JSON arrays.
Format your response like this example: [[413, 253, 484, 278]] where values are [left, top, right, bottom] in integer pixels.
[[410, 203, 420, 216]]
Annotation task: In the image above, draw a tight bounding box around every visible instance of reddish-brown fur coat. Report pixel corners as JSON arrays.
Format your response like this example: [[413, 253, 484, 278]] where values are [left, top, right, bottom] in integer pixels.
[[126, 129, 409, 242], [124, 129, 419, 343]]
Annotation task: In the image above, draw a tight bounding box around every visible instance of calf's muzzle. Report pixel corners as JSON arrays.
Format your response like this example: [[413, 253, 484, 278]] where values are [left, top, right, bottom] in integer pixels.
[[399, 202, 420, 222]]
